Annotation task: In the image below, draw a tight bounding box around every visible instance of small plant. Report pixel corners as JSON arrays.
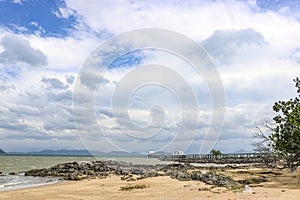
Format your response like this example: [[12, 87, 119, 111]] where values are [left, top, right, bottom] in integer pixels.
[[211, 191, 221, 194], [227, 184, 244, 192], [238, 177, 267, 185], [198, 187, 211, 191], [120, 184, 148, 191]]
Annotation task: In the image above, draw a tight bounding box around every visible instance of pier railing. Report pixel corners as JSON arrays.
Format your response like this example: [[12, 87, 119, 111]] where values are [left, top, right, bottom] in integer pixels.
[[147, 152, 276, 162]]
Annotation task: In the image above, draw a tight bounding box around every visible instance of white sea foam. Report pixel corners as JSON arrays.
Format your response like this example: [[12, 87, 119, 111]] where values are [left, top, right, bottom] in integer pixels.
[[0, 175, 61, 191]]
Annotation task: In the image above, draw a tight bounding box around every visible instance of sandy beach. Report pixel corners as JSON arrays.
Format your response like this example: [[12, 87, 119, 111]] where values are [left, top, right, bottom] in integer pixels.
[[1, 175, 300, 200]]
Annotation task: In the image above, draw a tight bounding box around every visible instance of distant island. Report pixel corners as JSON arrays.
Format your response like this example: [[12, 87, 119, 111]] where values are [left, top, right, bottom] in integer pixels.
[[6, 149, 143, 157], [0, 148, 5, 154]]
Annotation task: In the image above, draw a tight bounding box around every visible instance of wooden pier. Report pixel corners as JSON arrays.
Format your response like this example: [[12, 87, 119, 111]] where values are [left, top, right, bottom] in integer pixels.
[[147, 152, 276, 164]]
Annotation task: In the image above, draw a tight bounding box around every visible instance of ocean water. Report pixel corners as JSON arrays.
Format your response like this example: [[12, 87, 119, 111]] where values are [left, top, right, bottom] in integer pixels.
[[0, 174, 61, 191], [0, 155, 172, 191]]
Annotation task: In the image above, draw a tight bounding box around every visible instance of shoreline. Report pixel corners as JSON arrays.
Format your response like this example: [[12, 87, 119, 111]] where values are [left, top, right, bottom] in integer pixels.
[[0, 162, 254, 192], [1, 175, 300, 200], [1, 160, 299, 199], [0, 174, 62, 192]]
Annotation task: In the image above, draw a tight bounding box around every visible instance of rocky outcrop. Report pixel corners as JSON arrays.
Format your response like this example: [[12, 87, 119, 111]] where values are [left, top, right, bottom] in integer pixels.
[[161, 163, 194, 181], [24, 161, 164, 180], [161, 163, 240, 187], [24, 161, 240, 187], [191, 171, 239, 187], [25, 161, 113, 180], [103, 160, 164, 176]]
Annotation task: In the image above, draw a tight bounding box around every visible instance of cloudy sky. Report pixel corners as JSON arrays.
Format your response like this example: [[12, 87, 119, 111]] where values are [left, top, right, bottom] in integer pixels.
[[0, 0, 299, 153]]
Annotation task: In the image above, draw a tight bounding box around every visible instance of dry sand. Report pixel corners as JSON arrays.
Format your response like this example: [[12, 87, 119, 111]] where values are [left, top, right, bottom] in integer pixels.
[[0, 175, 300, 200]]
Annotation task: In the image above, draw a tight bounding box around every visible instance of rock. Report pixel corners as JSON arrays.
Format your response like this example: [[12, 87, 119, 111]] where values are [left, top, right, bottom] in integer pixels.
[[161, 163, 194, 172], [23, 159, 239, 187], [137, 171, 161, 180], [121, 174, 137, 181], [64, 173, 82, 180], [191, 171, 240, 187], [24, 161, 113, 180], [169, 170, 191, 181]]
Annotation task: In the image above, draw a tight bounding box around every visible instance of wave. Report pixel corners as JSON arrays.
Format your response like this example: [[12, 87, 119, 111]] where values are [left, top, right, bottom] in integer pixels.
[[0, 174, 61, 191]]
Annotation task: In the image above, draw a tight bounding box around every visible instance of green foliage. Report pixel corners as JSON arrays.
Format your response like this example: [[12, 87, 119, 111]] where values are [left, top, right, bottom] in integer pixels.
[[120, 184, 148, 191], [210, 149, 222, 155], [270, 77, 300, 168]]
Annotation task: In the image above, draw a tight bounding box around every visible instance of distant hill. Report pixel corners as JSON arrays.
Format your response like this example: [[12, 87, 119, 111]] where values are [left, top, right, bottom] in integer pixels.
[[232, 149, 251, 154], [7, 149, 143, 157], [28, 149, 92, 156], [99, 151, 142, 157], [0, 148, 5, 154]]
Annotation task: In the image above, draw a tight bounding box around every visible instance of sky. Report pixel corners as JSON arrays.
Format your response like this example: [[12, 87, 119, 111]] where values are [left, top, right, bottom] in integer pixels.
[[0, 0, 300, 154]]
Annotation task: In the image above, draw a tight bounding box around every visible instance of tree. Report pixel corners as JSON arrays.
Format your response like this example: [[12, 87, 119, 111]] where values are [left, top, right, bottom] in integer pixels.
[[251, 122, 279, 168], [251, 122, 274, 154], [210, 149, 222, 155], [270, 77, 300, 169]]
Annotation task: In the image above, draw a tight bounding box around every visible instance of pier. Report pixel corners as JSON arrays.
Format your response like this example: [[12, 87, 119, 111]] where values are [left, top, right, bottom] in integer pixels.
[[147, 152, 276, 164]]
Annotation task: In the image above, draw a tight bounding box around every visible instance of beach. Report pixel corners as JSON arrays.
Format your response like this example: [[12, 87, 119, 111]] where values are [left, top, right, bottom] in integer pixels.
[[1, 156, 300, 199], [1, 175, 300, 200]]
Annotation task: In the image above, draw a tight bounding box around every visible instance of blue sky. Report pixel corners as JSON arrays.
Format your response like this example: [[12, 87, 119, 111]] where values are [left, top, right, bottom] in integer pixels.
[[0, 0, 300, 153], [0, 0, 78, 37]]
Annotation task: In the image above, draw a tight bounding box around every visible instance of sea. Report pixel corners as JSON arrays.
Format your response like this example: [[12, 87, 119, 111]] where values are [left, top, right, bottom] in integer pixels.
[[0, 155, 173, 191]]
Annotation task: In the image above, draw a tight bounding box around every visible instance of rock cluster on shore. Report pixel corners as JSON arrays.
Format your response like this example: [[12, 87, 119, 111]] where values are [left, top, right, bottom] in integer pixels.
[[25, 161, 113, 180], [160, 163, 239, 187], [24, 160, 241, 188]]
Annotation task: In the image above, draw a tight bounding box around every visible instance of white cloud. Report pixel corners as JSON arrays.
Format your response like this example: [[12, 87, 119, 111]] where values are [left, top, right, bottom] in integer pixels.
[[12, 0, 22, 4], [0, 78, 15, 93], [41, 77, 69, 90], [0, 35, 47, 66], [201, 28, 267, 64], [66, 75, 75, 84], [1, 0, 300, 152], [27, 34, 100, 70], [53, 6, 75, 19]]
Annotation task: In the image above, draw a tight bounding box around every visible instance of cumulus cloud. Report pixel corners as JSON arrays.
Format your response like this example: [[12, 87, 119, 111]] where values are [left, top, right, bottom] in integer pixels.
[[290, 47, 300, 63], [41, 77, 68, 90], [1, 0, 300, 152], [201, 28, 267, 64], [66, 75, 75, 84], [0, 35, 47, 66], [47, 90, 72, 102], [0, 78, 15, 93]]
